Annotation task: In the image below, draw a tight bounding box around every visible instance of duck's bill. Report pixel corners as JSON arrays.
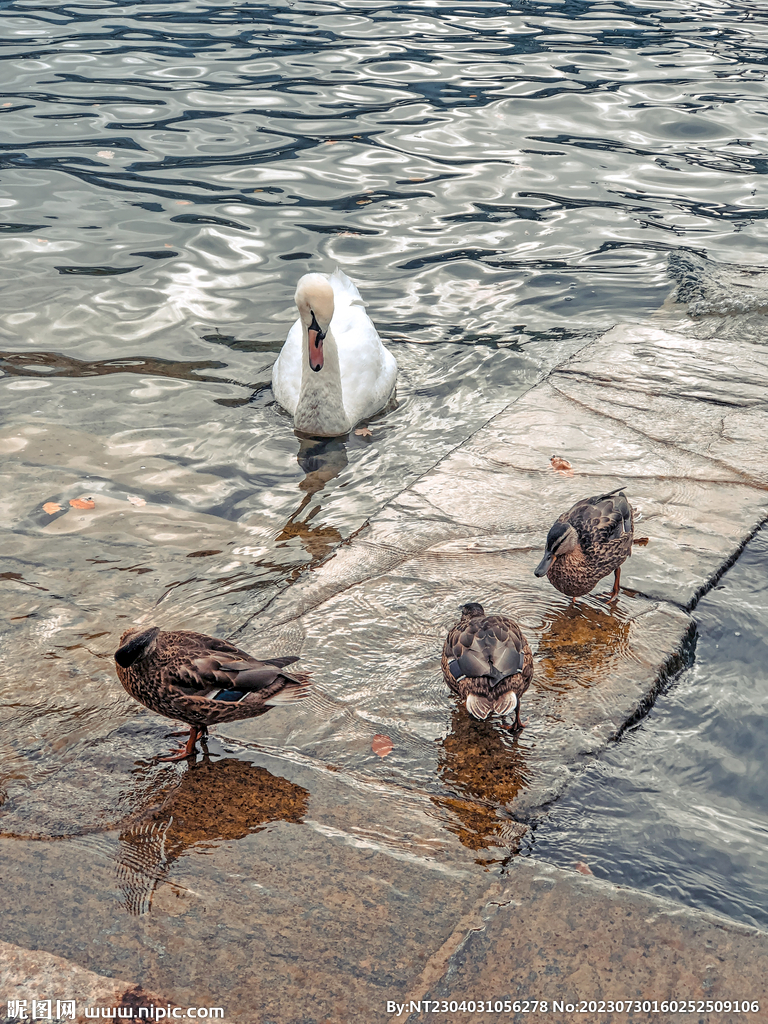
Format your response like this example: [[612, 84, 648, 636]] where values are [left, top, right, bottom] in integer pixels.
[[308, 329, 324, 371], [534, 551, 554, 577]]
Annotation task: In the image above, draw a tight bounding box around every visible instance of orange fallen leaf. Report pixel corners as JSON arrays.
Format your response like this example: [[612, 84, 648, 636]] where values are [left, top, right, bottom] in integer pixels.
[[550, 455, 574, 476], [69, 497, 95, 509], [357, 199, 371, 205], [355, 427, 372, 438], [633, 536, 649, 546], [43, 501, 62, 514], [176, 200, 191, 205], [127, 494, 146, 507], [574, 861, 593, 875], [372, 734, 393, 758]]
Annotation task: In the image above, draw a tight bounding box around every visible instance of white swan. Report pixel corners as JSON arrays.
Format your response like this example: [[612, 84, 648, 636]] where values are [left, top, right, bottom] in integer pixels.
[[271, 269, 398, 437]]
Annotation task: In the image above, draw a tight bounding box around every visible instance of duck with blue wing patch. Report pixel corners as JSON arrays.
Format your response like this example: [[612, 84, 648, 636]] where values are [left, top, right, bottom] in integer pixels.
[[534, 487, 634, 601], [114, 627, 312, 761], [442, 603, 533, 730]]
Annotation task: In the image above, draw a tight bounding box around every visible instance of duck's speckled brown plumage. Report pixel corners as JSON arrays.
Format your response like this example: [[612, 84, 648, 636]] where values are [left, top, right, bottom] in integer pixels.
[[114, 626, 311, 760], [535, 487, 634, 599], [442, 603, 533, 729]]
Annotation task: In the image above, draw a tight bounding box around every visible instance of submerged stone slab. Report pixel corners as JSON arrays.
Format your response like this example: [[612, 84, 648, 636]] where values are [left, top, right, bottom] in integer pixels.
[[229, 324, 767, 828], [257, 325, 768, 625], [232, 548, 692, 822], [399, 858, 768, 1024], [0, 744, 495, 1024]]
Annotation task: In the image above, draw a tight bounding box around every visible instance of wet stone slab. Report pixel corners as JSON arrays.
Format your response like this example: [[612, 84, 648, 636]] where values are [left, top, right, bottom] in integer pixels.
[[0, 941, 174, 1024], [397, 859, 768, 1024]]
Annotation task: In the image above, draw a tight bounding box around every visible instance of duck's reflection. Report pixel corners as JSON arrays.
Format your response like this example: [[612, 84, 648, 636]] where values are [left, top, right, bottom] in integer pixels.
[[433, 708, 531, 853], [536, 601, 632, 697], [116, 757, 309, 914]]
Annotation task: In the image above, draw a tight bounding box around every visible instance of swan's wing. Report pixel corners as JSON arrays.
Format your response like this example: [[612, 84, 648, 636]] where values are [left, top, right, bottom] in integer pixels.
[[331, 278, 397, 424], [330, 267, 365, 308], [272, 317, 303, 414], [337, 317, 397, 424]]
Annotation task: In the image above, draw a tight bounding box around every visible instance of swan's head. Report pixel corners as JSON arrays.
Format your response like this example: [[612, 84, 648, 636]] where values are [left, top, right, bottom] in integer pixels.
[[295, 274, 335, 373]]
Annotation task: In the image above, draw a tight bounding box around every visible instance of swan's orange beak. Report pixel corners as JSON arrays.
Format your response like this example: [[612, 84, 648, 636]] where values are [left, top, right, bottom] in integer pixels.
[[308, 311, 324, 372], [308, 329, 324, 372]]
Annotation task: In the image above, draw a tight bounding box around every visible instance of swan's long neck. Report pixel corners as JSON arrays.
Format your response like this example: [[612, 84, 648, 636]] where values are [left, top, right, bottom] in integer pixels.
[[294, 325, 351, 435]]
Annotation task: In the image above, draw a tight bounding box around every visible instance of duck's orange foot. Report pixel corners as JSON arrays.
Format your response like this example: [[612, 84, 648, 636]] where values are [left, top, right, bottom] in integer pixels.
[[605, 566, 622, 602], [157, 746, 197, 762], [157, 726, 203, 762]]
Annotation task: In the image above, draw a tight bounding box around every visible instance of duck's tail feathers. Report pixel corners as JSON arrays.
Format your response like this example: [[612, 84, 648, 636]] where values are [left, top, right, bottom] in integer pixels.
[[466, 690, 518, 720], [466, 693, 493, 719], [267, 655, 301, 668], [493, 690, 519, 717], [331, 267, 366, 307], [263, 676, 313, 705]]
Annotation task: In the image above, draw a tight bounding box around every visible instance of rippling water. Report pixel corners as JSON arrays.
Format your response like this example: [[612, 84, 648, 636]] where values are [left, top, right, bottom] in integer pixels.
[[2, 0, 768, 983]]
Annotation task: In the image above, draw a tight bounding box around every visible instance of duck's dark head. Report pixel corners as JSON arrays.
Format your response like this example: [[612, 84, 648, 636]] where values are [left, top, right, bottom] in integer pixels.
[[114, 626, 161, 668], [534, 521, 578, 577], [460, 601, 485, 619]]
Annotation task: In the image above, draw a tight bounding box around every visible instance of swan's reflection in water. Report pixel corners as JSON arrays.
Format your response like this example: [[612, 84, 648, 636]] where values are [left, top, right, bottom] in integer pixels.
[[276, 436, 350, 561], [116, 758, 309, 915], [434, 708, 531, 854], [295, 435, 349, 496]]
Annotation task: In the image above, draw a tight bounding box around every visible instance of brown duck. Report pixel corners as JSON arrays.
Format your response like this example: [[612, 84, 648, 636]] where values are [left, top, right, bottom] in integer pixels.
[[534, 487, 634, 600], [114, 627, 311, 761], [442, 603, 533, 729]]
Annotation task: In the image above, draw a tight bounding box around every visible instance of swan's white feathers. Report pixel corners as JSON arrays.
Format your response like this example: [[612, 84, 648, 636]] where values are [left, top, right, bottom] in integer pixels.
[[272, 268, 397, 435]]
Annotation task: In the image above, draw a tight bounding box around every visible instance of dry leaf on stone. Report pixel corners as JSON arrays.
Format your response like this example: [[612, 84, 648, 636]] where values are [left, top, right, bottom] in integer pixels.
[[633, 537, 649, 546], [127, 495, 147, 507], [42, 501, 62, 514], [371, 734, 393, 758], [574, 861, 593, 875], [69, 497, 95, 510], [550, 456, 574, 476], [355, 427, 372, 438]]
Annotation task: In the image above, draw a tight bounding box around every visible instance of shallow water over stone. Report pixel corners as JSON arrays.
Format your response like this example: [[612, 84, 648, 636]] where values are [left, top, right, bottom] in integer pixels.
[[1, 0, 768, 1015]]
